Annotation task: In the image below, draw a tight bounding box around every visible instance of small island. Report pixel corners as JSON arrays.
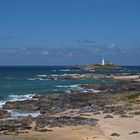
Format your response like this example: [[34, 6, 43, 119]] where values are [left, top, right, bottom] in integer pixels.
[[69, 58, 122, 71], [81, 64, 122, 70]]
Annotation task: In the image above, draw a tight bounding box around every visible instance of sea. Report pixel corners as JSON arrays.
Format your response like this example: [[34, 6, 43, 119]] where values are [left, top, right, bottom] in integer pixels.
[[0, 66, 140, 117]]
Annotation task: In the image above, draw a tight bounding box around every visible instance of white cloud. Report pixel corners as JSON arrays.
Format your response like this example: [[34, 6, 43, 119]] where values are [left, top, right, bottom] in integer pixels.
[[40, 49, 50, 56], [107, 43, 117, 49], [67, 52, 73, 57]]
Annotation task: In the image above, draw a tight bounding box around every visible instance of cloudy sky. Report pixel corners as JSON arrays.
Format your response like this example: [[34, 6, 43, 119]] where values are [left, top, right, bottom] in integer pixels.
[[0, 0, 140, 65]]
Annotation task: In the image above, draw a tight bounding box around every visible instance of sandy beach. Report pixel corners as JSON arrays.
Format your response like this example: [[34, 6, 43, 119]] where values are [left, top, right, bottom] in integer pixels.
[[23, 115, 140, 140], [98, 114, 140, 140], [1, 113, 139, 140], [113, 75, 140, 80]]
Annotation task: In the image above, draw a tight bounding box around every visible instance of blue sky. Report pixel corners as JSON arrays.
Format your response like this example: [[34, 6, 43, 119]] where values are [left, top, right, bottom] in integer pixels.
[[0, 0, 140, 65]]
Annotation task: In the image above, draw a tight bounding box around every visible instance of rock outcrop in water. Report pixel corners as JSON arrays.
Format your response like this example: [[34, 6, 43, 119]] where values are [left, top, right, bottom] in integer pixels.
[[38, 73, 109, 80], [68, 64, 122, 71]]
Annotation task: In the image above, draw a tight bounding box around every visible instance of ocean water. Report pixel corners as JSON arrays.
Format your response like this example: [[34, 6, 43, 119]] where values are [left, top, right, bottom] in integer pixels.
[[0, 66, 140, 117]]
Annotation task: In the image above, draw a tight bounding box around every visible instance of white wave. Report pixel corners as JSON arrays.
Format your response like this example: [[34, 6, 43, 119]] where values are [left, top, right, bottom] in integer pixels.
[[66, 74, 79, 76], [8, 110, 40, 117], [53, 89, 59, 92], [60, 74, 79, 76], [60, 69, 70, 72], [28, 78, 37, 80], [87, 89, 101, 93], [28, 77, 49, 81], [50, 74, 79, 77], [65, 90, 71, 94], [56, 84, 80, 88], [51, 74, 59, 76], [82, 89, 101, 93], [8, 94, 36, 102], [36, 74, 47, 77], [0, 101, 6, 108], [89, 70, 95, 72], [119, 69, 125, 71]]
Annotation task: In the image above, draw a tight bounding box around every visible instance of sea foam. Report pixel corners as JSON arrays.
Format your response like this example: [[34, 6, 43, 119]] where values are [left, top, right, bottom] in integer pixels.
[[0, 101, 6, 108], [56, 84, 80, 88], [8, 94, 36, 102]]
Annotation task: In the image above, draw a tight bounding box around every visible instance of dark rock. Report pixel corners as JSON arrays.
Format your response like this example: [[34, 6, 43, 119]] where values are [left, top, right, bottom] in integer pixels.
[[35, 128, 53, 132], [78, 106, 96, 113], [0, 118, 33, 131], [80, 84, 107, 90], [93, 112, 101, 115], [35, 116, 98, 128], [132, 112, 140, 115], [68, 65, 81, 70], [111, 133, 120, 137], [3, 100, 39, 111], [120, 114, 134, 118], [129, 131, 139, 135], [104, 114, 114, 118]]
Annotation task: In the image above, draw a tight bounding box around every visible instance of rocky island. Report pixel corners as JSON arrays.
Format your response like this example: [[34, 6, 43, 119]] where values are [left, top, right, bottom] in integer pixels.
[[68, 63, 122, 71]]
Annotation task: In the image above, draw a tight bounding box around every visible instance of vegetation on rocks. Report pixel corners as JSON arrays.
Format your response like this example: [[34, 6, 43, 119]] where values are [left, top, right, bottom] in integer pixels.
[[127, 93, 140, 99], [82, 64, 122, 70], [69, 64, 122, 71]]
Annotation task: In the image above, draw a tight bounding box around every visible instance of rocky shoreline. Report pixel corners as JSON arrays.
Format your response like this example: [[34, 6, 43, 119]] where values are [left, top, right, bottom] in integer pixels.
[[0, 73, 140, 139]]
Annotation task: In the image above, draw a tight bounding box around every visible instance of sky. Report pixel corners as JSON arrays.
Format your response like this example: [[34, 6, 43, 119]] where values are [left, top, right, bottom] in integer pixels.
[[0, 0, 140, 66]]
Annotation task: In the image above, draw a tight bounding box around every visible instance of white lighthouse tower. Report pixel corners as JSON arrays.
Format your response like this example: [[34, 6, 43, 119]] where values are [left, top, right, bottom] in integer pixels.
[[101, 58, 105, 66]]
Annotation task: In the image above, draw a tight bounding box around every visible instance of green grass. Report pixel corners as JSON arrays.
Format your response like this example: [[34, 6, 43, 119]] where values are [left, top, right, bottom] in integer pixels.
[[127, 93, 140, 100]]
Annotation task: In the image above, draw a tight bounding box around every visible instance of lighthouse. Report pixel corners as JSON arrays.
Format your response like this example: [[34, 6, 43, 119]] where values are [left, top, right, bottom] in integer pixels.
[[101, 58, 105, 66]]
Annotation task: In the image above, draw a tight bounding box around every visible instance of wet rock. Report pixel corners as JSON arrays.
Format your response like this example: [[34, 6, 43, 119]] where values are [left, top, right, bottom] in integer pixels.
[[1, 92, 131, 116], [80, 84, 107, 90], [3, 100, 39, 111]]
